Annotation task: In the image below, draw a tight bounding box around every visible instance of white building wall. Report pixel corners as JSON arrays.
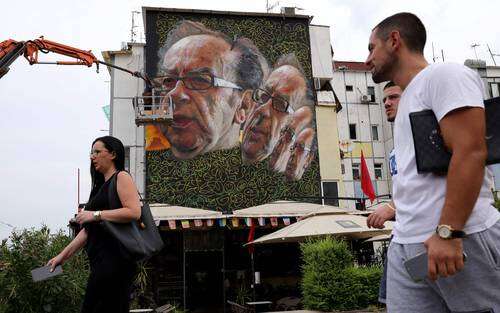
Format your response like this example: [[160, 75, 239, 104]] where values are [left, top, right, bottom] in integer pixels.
[[108, 44, 146, 196], [331, 66, 393, 209], [310, 25, 347, 206], [309, 25, 334, 80]]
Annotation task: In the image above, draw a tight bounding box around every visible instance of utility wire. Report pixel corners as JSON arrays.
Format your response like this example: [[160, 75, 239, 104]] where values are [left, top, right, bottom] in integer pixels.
[[0, 220, 15, 229]]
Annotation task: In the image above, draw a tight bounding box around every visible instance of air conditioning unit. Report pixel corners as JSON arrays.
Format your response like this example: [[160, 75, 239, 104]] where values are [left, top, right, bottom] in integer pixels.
[[360, 94, 370, 103]]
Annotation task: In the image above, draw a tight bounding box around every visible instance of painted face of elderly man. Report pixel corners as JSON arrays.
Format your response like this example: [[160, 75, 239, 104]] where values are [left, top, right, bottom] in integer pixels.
[[155, 21, 268, 159], [241, 54, 312, 164]]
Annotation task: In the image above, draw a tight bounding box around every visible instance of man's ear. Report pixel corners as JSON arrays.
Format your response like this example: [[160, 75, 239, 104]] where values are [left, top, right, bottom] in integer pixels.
[[389, 30, 401, 51], [233, 90, 255, 125]]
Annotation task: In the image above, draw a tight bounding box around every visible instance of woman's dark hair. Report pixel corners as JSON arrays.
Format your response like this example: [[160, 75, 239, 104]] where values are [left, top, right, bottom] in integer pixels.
[[89, 136, 125, 199]]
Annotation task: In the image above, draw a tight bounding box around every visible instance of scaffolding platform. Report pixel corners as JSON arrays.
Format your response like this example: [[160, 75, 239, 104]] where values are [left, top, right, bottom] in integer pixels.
[[133, 89, 173, 126]]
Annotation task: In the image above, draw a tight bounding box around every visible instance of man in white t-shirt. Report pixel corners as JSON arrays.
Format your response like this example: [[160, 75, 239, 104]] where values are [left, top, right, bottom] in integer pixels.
[[365, 12, 500, 312]]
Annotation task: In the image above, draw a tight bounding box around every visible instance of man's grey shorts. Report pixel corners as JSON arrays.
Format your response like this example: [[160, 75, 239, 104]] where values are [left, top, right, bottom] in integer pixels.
[[387, 219, 500, 313]]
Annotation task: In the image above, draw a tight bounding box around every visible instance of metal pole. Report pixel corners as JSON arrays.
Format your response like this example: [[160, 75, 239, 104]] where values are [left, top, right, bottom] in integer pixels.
[[222, 233, 226, 313], [183, 234, 186, 310], [432, 42, 436, 62], [251, 252, 256, 303], [487, 44, 497, 66], [77, 168, 80, 210]]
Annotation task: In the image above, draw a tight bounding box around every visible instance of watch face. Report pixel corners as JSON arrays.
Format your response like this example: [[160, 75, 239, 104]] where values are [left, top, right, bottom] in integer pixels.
[[438, 226, 451, 238]]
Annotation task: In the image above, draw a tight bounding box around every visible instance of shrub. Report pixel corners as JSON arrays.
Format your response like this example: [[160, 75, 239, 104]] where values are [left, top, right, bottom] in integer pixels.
[[301, 237, 382, 311], [0, 226, 89, 313]]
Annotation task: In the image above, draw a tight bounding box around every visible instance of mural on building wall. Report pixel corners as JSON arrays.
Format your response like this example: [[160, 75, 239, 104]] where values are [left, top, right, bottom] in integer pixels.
[[145, 10, 320, 210]]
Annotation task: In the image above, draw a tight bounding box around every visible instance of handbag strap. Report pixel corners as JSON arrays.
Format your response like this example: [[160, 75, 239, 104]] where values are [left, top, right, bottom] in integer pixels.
[[110, 170, 147, 229], [107, 172, 123, 210]]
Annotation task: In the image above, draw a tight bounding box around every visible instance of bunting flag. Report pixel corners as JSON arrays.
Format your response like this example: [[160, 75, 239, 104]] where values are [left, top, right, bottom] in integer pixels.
[[218, 218, 226, 227], [181, 220, 190, 229], [102, 105, 110, 122], [258, 217, 265, 226], [168, 220, 176, 230], [247, 219, 256, 254], [361, 150, 376, 203], [232, 217, 240, 227], [245, 217, 253, 227], [270, 217, 278, 227], [283, 217, 291, 226], [206, 219, 214, 227], [194, 219, 203, 227]]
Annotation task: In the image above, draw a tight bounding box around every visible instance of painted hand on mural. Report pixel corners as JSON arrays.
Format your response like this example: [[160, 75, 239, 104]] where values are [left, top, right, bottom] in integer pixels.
[[241, 54, 316, 181], [154, 21, 269, 160], [268, 107, 316, 181]]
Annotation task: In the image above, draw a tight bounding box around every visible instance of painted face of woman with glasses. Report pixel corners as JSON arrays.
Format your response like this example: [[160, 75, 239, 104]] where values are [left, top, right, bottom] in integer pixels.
[[242, 65, 307, 164], [155, 35, 250, 159]]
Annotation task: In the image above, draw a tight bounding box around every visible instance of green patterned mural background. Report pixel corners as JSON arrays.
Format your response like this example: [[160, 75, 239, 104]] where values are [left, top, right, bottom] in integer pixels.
[[147, 148, 320, 211], [145, 9, 321, 211]]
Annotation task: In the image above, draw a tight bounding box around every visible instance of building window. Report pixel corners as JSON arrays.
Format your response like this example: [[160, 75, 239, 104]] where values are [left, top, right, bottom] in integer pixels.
[[354, 181, 378, 200], [322, 181, 339, 206], [489, 82, 500, 98], [349, 124, 357, 140], [346, 85, 353, 92], [374, 163, 383, 179], [352, 163, 360, 180], [124, 147, 130, 172], [341, 164, 345, 175], [367, 86, 376, 102], [371, 125, 379, 141]]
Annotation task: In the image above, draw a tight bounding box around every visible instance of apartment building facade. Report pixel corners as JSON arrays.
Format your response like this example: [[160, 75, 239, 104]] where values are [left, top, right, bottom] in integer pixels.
[[331, 61, 393, 209]]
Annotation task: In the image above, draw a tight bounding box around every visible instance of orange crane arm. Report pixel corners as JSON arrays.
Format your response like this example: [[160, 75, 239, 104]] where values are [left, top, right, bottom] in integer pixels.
[[24, 37, 97, 67], [0, 36, 152, 87], [0, 39, 25, 78]]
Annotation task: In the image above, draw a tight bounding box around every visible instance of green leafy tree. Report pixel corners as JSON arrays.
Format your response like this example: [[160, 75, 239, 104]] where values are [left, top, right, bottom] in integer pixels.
[[301, 237, 382, 311], [0, 226, 89, 313]]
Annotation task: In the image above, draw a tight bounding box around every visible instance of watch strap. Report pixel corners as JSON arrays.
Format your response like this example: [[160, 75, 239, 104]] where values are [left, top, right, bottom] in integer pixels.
[[450, 229, 466, 238]]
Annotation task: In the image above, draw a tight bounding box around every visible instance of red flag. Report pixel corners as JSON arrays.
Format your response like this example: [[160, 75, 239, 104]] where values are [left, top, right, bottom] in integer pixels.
[[247, 218, 256, 254], [361, 150, 376, 202]]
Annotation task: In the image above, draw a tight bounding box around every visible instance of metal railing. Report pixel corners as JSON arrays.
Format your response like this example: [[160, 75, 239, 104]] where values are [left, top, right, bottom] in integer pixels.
[[133, 88, 173, 126]]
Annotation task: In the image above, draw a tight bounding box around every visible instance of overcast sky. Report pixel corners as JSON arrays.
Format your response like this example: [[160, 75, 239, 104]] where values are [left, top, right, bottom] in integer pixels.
[[1, 0, 499, 240]]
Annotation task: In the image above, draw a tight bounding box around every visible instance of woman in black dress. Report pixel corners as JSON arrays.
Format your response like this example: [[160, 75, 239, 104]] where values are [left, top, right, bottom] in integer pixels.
[[48, 136, 141, 313]]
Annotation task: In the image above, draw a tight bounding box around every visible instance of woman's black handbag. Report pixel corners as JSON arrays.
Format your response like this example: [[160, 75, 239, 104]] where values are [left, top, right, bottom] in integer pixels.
[[102, 172, 164, 262], [409, 96, 500, 173]]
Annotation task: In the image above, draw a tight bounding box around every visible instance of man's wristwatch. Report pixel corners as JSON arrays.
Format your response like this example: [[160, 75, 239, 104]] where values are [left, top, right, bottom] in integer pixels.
[[435, 224, 466, 239], [93, 211, 102, 221]]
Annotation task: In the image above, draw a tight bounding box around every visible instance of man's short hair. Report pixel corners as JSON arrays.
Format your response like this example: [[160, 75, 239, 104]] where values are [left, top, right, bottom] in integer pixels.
[[374, 12, 426, 53], [157, 21, 269, 91], [384, 81, 396, 90]]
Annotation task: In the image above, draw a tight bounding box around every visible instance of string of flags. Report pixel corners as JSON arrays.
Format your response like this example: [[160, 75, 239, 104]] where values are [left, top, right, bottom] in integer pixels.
[[163, 216, 299, 230]]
